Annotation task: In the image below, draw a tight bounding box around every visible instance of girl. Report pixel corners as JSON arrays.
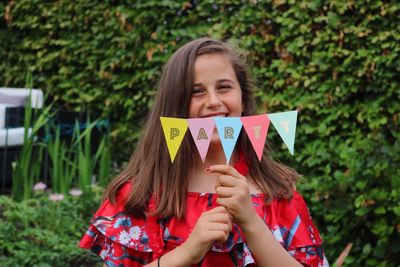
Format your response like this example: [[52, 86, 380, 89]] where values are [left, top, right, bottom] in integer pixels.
[[79, 38, 329, 267]]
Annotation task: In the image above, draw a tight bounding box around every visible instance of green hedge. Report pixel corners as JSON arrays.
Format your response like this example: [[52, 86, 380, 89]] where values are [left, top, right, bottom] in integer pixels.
[[1, 1, 399, 266]]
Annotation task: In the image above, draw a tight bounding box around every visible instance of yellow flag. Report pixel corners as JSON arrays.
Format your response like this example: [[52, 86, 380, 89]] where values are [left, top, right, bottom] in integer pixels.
[[160, 117, 188, 163]]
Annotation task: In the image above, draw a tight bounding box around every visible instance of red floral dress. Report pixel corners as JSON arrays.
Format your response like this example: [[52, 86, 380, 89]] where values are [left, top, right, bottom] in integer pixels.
[[79, 159, 329, 267]]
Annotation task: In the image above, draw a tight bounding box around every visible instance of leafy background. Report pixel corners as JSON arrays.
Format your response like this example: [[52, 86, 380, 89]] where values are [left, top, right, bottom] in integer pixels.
[[1, 0, 399, 266], [0, 187, 103, 266]]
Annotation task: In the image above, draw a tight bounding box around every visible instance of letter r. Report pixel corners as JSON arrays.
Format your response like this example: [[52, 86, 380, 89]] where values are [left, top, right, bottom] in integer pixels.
[[224, 127, 234, 139]]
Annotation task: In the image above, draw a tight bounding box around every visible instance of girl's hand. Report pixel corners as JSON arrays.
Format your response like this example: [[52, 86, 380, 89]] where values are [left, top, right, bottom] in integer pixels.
[[181, 206, 232, 264], [207, 165, 258, 227]]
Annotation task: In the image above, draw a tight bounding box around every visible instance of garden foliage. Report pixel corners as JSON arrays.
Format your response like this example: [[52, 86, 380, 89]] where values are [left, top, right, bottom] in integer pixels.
[[0, 1, 399, 266], [0, 187, 103, 266], [10, 91, 112, 202]]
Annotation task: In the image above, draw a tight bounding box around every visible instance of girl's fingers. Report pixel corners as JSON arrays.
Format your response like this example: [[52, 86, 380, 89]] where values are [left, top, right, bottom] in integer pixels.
[[206, 164, 242, 179], [209, 214, 232, 231], [215, 175, 240, 188], [216, 197, 230, 209], [203, 207, 232, 231], [209, 222, 231, 233], [207, 229, 229, 243], [208, 212, 231, 223], [215, 186, 236, 198], [206, 205, 230, 214]]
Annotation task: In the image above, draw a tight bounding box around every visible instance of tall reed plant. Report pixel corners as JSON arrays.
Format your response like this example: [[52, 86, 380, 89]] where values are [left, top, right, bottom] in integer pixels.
[[13, 114, 112, 200], [47, 125, 78, 194], [96, 125, 111, 187], [44, 117, 111, 195], [11, 73, 112, 200], [76, 118, 111, 191], [11, 73, 53, 201]]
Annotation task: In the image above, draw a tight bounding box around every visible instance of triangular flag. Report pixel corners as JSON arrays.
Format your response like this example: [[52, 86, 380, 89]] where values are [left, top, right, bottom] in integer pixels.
[[160, 117, 188, 163], [267, 110, 298, 155], [214, 117, 242, 164], [240, 115, 270, 161], [187, 118, 215, 162]]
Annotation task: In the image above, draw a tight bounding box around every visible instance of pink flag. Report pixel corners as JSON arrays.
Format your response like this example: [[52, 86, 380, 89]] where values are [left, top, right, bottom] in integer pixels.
[[240, 115, 270, 161], [187, 118, 215, 162]]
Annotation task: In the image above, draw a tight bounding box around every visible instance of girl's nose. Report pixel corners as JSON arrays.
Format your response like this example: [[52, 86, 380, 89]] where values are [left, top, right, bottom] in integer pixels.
[[206, 90, 222, 108]]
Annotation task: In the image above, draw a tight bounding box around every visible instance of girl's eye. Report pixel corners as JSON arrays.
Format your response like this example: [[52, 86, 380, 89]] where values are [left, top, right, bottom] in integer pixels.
[[192, 88, 205, 95], [218, 84, 231, 90]]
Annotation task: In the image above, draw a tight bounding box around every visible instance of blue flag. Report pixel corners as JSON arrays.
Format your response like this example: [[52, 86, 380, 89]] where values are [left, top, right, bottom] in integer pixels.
[[214, 117, 243, 164]]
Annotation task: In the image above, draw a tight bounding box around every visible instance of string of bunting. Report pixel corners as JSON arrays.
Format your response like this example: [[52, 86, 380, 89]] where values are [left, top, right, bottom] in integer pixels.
[[160, 110, 298, 163]]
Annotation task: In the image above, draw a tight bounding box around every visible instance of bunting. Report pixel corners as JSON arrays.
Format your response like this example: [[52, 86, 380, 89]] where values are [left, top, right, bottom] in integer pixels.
[[160, 117, 188, 163], [267, 110, 298, 155], [187, 118, 215, 162], [240, 115, 270, 161], [160, 111, 298, 163], [214, 117, 243, 164]]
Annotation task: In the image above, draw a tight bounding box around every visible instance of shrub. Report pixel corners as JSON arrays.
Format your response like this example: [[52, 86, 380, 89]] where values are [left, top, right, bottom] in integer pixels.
[[0, 187, 103, 266]]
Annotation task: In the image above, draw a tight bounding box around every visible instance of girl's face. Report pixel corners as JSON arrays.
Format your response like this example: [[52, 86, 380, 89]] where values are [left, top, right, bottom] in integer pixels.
[[189, 53, 243, 144], [189, 53, 243, 118]]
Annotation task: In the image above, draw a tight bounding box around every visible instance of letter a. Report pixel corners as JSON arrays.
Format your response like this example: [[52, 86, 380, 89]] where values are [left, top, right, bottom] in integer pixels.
[[197, 127, 208, 140]]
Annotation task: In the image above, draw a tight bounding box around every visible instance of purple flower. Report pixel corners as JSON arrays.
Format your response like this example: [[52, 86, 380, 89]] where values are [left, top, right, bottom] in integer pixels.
[[49, 193, 64, 202], [69, 188, 83, 197], [33, 182, 47, 191]]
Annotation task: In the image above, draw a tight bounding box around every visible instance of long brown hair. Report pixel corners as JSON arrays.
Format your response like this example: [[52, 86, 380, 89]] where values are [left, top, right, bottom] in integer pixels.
[[104, 38, 300, 218]]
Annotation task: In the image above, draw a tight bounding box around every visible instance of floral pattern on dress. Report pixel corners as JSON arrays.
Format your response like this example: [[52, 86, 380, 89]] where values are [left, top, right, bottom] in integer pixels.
[[79, 158, 329, 267]]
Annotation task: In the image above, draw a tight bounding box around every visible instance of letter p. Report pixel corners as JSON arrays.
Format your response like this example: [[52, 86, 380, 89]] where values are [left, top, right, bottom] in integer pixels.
[[170, 128, 180, 140]]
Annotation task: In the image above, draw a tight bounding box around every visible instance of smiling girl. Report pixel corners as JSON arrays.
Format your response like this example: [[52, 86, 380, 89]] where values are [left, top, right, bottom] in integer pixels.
[[79, 38, 329, 267]]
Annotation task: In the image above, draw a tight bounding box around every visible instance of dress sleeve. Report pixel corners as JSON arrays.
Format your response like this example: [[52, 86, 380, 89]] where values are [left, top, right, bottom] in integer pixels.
[[268, 191, 329, 267], [80, 224, 153, 266], [79, 182, 164, 267]]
